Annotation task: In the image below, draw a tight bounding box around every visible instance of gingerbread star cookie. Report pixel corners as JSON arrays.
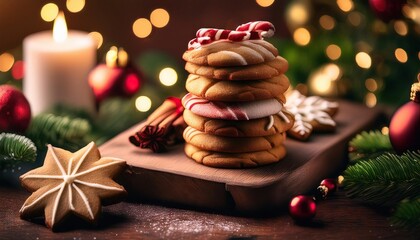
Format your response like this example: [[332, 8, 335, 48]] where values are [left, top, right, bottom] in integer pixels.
[[284, 90, 339, 140], [19, 142, 127, 230]]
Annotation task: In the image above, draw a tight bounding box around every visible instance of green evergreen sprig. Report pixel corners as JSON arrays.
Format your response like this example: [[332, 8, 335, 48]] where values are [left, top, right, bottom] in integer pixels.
[[348, 130, 393, 163], [25, 113, 92, 152], [0, 133, 37, 168], [391, 198, 420, 229], [343, 151, 420, 207]]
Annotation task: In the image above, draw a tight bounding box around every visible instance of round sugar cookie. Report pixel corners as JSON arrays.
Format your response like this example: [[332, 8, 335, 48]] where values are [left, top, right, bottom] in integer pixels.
[[183, 126, 286, 153], [184, 143, 287, 168], [182, 93, 282, 120], [183, 40, 278, 67], [183, 109, 294, 137], [185, 74, 290, 103], [185, 56, 288, 80]]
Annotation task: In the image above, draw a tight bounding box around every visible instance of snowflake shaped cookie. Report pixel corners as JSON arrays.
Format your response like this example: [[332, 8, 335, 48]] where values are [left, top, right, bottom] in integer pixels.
[[284, 90, 339, 140], [19, 142, 126, 230]]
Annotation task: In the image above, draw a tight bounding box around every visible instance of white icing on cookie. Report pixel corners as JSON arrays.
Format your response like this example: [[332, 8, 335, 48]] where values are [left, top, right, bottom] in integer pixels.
[[265, 115, 274, 131], [182, 93, 282, 120], [285, 90, 338, 137], [216, 50, 248, 65], [20, 142, 125, 226]]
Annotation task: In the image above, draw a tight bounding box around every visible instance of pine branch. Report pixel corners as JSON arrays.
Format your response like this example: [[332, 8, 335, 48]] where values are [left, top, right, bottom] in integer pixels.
[[0, 133, 37, 168], [94, 97, 147, 140], [343, 151, 420, 207], [391, 198, 420, 229], [25, 113, 92, 152], [348, 130, 393, 163]]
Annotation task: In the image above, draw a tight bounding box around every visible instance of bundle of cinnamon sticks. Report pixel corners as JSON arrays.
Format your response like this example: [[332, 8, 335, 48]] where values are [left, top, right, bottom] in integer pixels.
[[129, 97, 186, 152]]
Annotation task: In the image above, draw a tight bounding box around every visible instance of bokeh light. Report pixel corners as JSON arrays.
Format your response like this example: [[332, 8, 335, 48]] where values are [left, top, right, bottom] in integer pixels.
[[394, 20, 408, 36], [395, 48, 408, 63], [159, 67, 178, 86], [135, 96, 152, 112], [40, 3, 59, 22], [293, 28, 311, 46], [0, 52, 14, 72], [365, 92, 377, 108], [66, 0, 85, 13], [106, 46, 118, 67], [287, 3, 308, 26], [355, 52, 372, 69], [402, 5, 416, 19], [309, 63, 342, 95], [365, 78, 378, 92], [256, 0, 275, 7], [403, 4, 420, 25], [319, 15, 335, 30], [336, 0, 353, 12], [348, 12, 362, 27], [326, 44, 341, 60], [12, 60, 24, 80], [150, 8, 170, 28], [372, 20, 388, 34], [381, 126, 389, 135], [88, 32, 103, 49], [133, 18, 152, 38]]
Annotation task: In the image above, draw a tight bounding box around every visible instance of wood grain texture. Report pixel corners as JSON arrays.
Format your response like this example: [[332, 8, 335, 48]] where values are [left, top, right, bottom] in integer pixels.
[[99, 101, 384, 213], [0, 185, 417, 239]]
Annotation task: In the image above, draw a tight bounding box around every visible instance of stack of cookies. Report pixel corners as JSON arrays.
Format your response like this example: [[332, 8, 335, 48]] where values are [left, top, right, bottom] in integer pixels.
[[181, 21, 294, 168]]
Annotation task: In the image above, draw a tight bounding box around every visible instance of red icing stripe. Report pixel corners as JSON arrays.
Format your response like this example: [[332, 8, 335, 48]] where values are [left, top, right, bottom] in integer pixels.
[[182, 93, 249, 120], [236, 21, 275, 38]]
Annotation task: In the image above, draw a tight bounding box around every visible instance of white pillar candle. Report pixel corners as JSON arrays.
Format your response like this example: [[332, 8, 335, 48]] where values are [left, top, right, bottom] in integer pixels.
[[23, 13, 96, 115]]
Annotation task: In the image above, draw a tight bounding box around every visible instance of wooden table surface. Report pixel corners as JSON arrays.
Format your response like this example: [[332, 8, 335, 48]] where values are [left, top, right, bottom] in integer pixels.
[[0, 182, 417, 239]]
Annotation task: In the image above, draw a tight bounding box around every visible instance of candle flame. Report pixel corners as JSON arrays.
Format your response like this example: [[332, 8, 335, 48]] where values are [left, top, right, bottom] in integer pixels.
[[53, 11, 68, 42]]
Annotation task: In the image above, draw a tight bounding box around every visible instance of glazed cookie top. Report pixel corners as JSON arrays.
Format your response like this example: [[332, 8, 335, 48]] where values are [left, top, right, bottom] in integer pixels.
[[182, 93, 283, 120], [183, 40, 278, 67]]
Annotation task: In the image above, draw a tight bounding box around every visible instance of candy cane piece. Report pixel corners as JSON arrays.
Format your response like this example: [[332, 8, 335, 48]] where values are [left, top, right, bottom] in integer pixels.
[[196, 28, 262, 41], [236, 21, 275, 38]]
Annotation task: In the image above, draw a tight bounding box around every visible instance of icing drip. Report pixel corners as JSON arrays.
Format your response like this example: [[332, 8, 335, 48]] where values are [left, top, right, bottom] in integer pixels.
[[277, 110, 290, 123], [265, 115, 274, 131], [264, 110, 290, 131]]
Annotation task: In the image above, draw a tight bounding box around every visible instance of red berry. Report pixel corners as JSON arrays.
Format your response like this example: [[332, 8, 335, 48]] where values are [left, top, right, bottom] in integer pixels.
[[289, 195, 316, 222]]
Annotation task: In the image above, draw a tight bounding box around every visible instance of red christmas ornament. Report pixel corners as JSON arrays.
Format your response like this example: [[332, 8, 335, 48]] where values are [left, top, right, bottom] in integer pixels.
[[320, 178, 337, 193], [369, 0, 406, 22], [0, 85, 31, 133], [389, 81, 420, 154], [88, 47, 142, 103], [289, 195, 316, 222]]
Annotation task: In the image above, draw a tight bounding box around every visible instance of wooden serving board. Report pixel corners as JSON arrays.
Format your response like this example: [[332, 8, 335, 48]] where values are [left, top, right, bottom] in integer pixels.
[[99, 101, 383, 214]]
